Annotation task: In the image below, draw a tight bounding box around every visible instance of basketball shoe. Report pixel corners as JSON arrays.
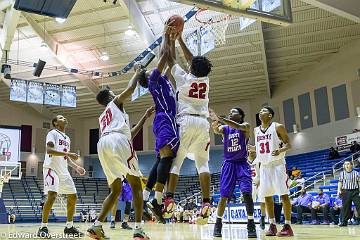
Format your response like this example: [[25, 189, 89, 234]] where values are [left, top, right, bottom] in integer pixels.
[[122, 222, 133, 230], [110, 221, 115, 229], [196, 202, 211, 225], [265, 223, 277, 236], [247, 220, 257, 238], [276, 224, 294, 237], [143, 201, 152, 221], [147, 199, 165, 224], [133, 228, 150, 240], [37, 227, 51, 239], [64, 226, 84, 237], [87, 225, 109, 240], [164, 197, 175, 214]]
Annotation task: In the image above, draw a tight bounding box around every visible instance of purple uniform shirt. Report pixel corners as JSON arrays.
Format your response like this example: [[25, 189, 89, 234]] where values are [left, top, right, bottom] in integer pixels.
[[223, 126, 248, 162], [314, 193, 330, 205], [148, 68, 176, 117], [333, 196, 342, 207], [293, 193, 313, 207]]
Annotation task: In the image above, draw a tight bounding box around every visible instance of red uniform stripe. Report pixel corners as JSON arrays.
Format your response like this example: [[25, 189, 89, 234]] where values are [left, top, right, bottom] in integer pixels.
[[46, 169, 55, 186]]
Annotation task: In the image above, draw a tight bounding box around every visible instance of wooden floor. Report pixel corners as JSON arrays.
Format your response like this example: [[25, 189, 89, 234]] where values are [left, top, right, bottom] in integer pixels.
[[1, 222, 360, 239]]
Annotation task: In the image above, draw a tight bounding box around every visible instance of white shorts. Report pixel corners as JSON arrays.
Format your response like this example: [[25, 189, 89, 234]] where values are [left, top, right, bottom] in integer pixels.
[[97, 133, 142, 186], [252, 184, 265, 203], [258, 163, 289, 199], [170, 115, 210, 175], [43, 168, 76, 195]]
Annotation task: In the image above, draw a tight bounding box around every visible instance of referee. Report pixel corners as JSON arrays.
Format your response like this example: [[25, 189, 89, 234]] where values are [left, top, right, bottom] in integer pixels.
[[338, 160, 360, 226]]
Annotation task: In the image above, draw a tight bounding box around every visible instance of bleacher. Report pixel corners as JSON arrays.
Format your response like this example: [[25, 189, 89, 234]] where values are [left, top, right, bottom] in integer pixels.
[[2, 176, 109, 222]]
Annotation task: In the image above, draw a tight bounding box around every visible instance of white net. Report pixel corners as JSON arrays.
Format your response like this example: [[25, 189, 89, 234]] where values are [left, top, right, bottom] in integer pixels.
[[195, 9, 231, 46]]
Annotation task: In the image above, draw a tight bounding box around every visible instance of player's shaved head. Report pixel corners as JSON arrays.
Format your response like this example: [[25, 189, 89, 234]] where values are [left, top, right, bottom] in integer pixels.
[[190, 56, 212, 78], [52, 115, 67, 128]]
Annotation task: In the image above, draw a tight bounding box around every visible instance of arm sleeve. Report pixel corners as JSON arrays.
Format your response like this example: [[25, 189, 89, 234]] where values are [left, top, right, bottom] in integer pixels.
[[339, 172, 343, 181]]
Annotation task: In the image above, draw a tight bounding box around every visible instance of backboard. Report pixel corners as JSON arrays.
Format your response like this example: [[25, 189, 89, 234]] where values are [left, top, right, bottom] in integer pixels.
[[169, 0, 292, 26], [0, 161, 21, 180]]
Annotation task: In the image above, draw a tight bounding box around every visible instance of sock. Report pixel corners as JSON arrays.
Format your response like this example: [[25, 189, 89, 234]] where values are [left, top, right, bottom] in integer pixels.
[[143, 189, 150, 202], [134, 222, 141, 229], [248, 216, 254, 220], [41, 222, 48, 228], [285, 220, 291, 225], [94, 220, 102, 226], [66, 221, 73, 228], [269, 218, 275, 224], [216, 215, 223, 219], [166, 192, 174, 199], [155, 191, 162, 205], [111, 216, 115, 222], [216, 217, 222, 224]]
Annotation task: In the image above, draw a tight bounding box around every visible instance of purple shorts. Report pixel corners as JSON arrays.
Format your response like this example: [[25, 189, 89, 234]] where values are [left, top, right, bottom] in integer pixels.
[[119, 182, 132, 202], [153, 113, 179, 157], [220, 160, 252, 198]]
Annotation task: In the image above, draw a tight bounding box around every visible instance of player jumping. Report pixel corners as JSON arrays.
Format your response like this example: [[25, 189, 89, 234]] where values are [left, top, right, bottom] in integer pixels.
[[138, 24, 180, 223], [210, 108, 257, 238], [87, 70, 154, 240], [253, 106, 293, 237], [38, 115, 86, 238], [165, 29, 213, 225]]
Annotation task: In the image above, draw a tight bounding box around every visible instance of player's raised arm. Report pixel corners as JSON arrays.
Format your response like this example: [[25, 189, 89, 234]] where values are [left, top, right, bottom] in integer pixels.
[[274, 123, 292, 156], [131, 106, 155, 140], [218, 117, 250, 136], [46, 141, 78, 159], [178, 33, 193, 65], [113, 69, 144, 106], [209, 108, 224, 135]]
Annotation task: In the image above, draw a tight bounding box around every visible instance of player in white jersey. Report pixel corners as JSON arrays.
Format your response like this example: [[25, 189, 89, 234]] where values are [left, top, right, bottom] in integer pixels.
[[165, 32, 213, 224], [252, 106, 293, 237], [87, 69, 154, 240], [38, 115, 86, 238], [248, 155, 266, 230]]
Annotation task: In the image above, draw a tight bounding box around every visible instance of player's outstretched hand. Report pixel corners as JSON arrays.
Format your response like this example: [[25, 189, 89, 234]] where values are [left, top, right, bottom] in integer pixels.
[[133, 62, 142, 72], [145, 106, 155, 118], [209, 108, 219, 122], [76, 166, 86, 176], [68, 152, 79, 160]]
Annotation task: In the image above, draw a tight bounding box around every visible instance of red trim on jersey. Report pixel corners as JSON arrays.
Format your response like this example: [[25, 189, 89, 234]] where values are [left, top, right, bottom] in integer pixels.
[[46, 169, 55, 186], [127, 140, 135, 169], [284, 164, 289, 189], [205, 142, 210, 151]]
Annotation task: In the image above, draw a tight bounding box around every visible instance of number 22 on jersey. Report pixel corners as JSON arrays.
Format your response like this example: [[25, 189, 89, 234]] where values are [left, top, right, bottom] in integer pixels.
[[101, 108, 113, 131], [188, 82, 207, 99]]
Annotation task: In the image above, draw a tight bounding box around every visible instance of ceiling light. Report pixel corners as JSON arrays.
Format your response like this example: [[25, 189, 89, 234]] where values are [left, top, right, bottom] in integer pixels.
[[357, 107, 360, 118], [293, 124, 298, 134], [125, 25, 136, 36], [100, 52, 109, 61], [55, 17, 66, 23]]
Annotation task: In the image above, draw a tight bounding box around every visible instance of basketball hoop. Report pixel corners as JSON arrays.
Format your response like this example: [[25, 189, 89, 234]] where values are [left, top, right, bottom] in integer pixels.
[[195, 8, 231, 46]]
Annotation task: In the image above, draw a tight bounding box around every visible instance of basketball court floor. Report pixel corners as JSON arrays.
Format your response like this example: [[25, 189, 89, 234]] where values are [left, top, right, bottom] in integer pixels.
[[0, 223, 359, 239]]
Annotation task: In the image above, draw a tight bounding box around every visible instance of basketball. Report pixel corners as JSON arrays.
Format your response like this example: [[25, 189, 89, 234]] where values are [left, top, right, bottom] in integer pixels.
[[167, 15, 184, 33]]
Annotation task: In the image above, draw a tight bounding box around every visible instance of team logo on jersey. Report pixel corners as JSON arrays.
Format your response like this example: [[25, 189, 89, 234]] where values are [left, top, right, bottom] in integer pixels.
[[257, 134, 272, 142], [59, 139, 69, 147]]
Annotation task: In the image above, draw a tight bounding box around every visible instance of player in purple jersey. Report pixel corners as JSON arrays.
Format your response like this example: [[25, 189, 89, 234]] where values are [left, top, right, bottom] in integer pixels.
[[110, 179, 133, 230], [210, 108, 257, 238], [138, 24, 179, 223]]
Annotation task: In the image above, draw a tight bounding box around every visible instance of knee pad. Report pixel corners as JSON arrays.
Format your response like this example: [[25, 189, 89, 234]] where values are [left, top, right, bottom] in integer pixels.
[[243, 192, 254, 216], [125, 201, 131, 215], [195, 159, 210, 174], [157, 157, 174, 185]]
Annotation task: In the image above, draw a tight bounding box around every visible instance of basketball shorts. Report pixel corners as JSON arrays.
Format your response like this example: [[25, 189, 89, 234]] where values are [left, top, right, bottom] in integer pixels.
[[119, 182, 133, 202], [43, 168, 76, 195], [258, 162, 289, 199], [97, 133, 142, 186], [153, 113, 180, 157], [170, 115, 210, 175], [220, 161, 252, 198]]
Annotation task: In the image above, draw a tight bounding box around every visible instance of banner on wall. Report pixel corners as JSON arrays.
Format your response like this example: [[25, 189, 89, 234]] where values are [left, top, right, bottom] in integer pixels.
[[0, 127, 21, 162], [219, 204, 265, 223], [335, 132, 360, 151]]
